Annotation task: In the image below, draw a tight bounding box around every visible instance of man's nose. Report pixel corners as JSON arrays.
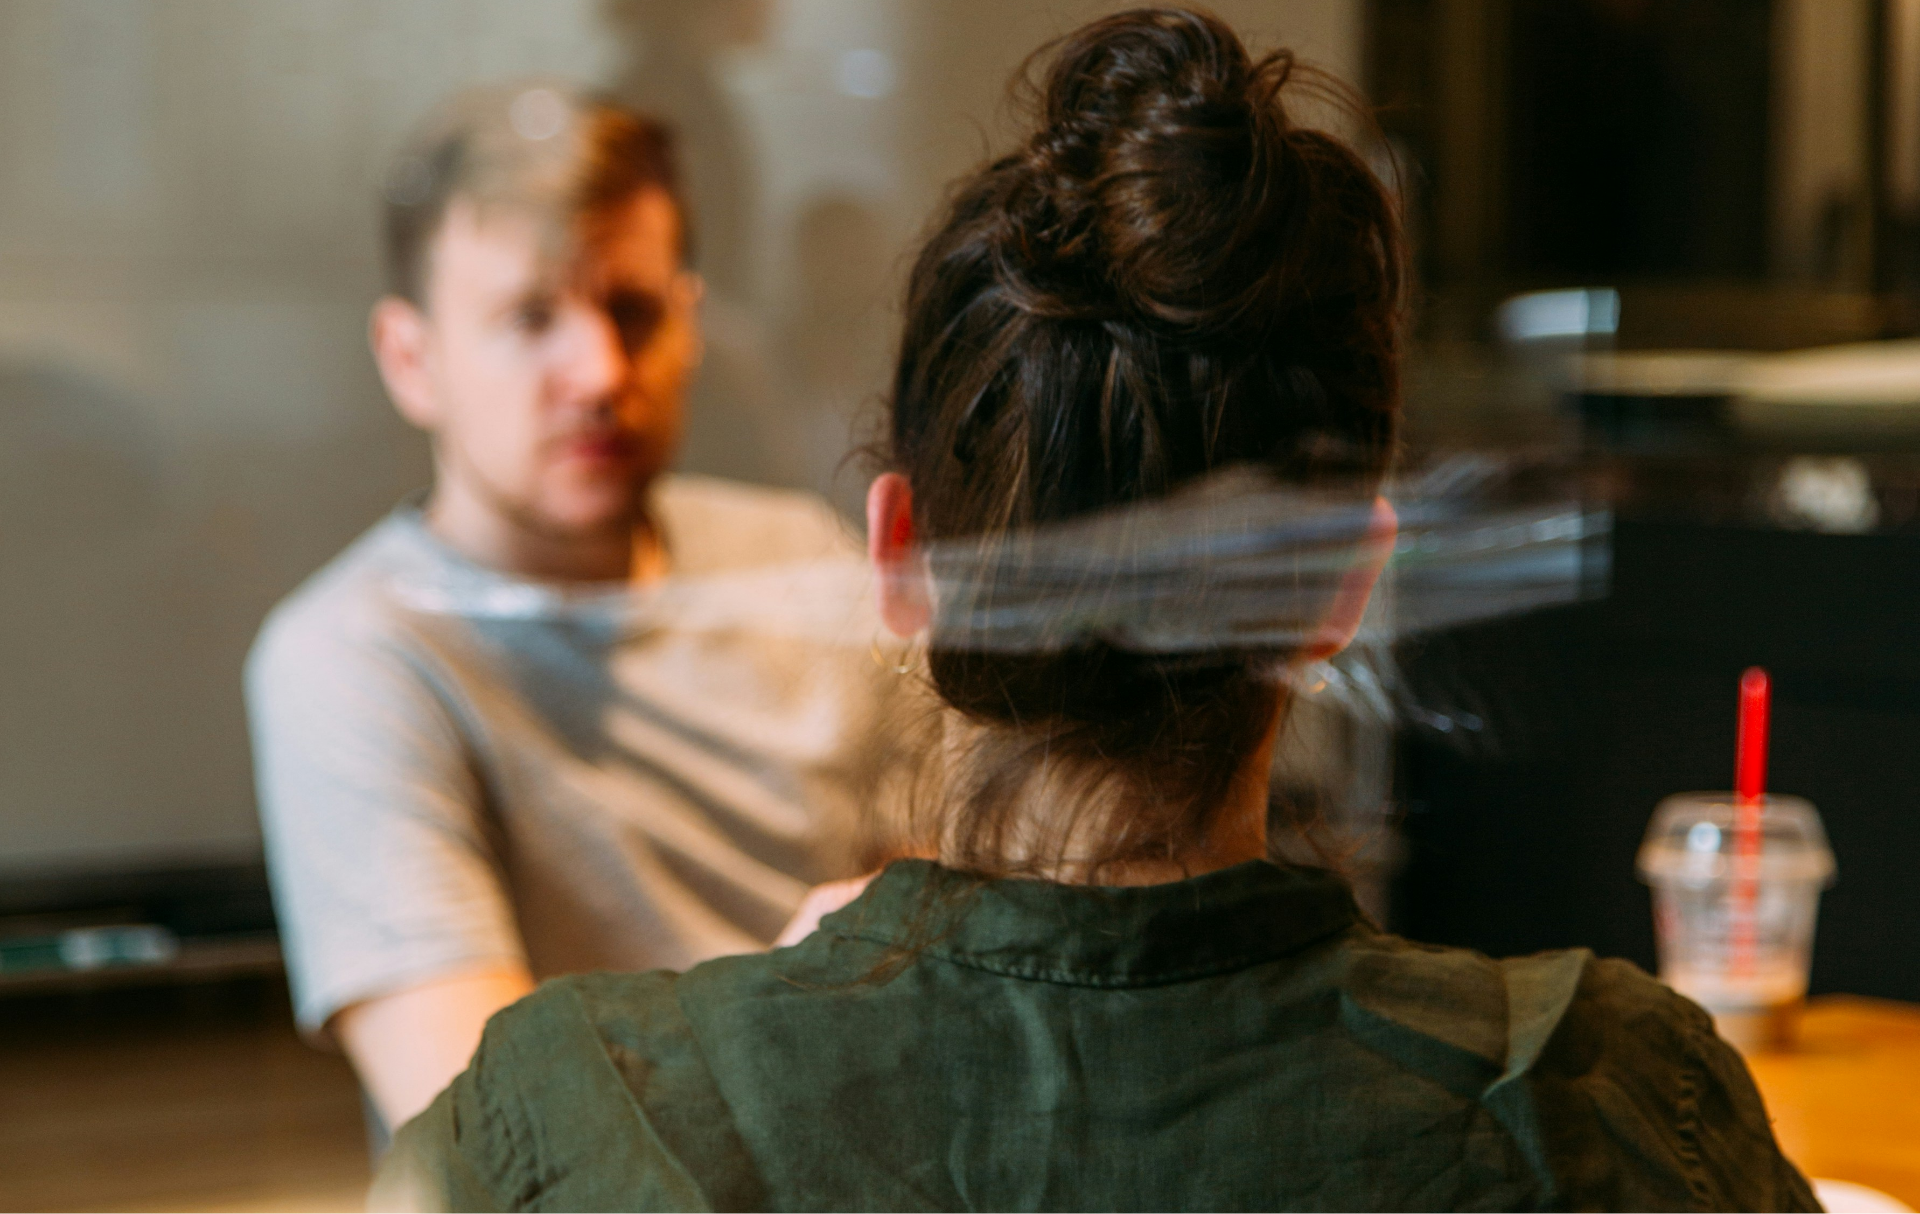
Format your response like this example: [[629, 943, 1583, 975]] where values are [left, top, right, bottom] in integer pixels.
[[553, 304, 631, 402]]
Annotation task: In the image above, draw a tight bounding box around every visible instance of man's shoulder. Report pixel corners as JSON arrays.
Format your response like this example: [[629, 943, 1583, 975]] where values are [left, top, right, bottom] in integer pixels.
[[248, 508, 431, 682], [656, 473, 858, 574]]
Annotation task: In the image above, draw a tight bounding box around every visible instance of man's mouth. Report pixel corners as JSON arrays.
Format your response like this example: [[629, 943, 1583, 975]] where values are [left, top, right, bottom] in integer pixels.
[[559, 431, 641, 465]]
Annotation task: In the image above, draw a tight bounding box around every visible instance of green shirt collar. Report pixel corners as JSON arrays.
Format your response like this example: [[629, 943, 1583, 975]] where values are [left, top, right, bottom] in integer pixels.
[[820, 858, 1361, 988]]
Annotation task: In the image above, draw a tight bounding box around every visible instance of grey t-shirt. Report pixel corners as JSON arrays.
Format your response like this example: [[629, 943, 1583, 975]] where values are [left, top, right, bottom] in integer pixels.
[[247, 475, 901, 1034]]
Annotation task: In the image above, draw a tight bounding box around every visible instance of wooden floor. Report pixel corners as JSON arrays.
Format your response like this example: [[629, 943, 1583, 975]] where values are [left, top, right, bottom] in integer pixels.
[[0, 977, 370, 1213]]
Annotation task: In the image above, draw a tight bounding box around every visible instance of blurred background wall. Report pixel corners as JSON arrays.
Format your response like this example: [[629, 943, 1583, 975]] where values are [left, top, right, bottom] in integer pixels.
[[1370, 0, 1920, 352], [0, 1, 1357, 880]]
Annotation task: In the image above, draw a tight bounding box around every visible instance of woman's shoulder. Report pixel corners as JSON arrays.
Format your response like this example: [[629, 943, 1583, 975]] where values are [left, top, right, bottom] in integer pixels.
[[1336, 933, 1816, 1211], [1336, 930, 1722, 1074], [374, 971, 769, 1212]]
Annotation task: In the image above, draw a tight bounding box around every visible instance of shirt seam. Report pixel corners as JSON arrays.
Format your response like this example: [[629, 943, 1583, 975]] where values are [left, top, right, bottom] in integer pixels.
[[487, 1013, 549, 1211], [1674, 1016, 1714, 1210], [827, 915, 1355, 988]]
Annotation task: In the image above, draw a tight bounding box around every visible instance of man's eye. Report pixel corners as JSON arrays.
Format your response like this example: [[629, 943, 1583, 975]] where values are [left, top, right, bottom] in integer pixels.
[[514, 300, 557, 333], [607, 293, 665, 349]]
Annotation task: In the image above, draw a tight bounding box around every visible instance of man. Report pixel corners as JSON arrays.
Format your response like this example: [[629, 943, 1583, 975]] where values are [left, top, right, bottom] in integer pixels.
[[247, 84, 897, 1130]]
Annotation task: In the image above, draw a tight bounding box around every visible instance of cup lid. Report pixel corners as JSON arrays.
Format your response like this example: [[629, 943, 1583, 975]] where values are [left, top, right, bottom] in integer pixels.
[[1635, 792, 1836, 885]]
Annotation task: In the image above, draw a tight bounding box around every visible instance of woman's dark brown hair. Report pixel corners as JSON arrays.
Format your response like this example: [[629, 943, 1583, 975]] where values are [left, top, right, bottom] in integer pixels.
[[883, 7, 1406, 879]]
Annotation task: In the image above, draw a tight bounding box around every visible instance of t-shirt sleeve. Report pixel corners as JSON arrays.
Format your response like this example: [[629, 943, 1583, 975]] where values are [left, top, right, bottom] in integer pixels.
[[247, 607, 526, 1035]]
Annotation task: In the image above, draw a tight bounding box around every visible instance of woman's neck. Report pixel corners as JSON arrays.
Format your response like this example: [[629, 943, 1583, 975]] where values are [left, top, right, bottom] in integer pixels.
[[940, 707, 1282, 888]]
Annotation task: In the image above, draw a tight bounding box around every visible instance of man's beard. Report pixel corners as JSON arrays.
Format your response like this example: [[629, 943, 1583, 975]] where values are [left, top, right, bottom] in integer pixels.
[[447, 435, 660, 548]]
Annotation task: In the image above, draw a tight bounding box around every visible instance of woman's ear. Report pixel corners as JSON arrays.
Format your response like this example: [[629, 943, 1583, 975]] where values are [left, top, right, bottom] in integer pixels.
[[867, 472, 932, 638], [1304, 495, 1397, 660]]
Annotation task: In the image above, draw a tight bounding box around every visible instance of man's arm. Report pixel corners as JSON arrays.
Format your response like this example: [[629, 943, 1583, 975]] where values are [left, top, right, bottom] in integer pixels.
[[246, 609, 532, 1124], [336, 964, 537, 1131], [357, 875, 884, 1130], [771, 874, 878, 947]]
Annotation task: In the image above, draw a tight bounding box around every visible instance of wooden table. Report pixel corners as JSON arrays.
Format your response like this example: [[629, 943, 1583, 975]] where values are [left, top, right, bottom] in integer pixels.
[[1745, 997, 1920, 1210]]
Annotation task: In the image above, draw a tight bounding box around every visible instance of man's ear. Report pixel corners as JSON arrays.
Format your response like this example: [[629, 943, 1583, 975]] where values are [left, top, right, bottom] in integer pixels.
[[867, 472, 932, 638], [1304, 495, 1397, 660], [678, 271, 707, 371], [369, 296, 440, 430]]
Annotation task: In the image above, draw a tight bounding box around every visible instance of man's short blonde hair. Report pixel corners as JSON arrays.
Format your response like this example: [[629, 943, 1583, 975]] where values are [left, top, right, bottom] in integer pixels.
[[381, 82, 686, 305]]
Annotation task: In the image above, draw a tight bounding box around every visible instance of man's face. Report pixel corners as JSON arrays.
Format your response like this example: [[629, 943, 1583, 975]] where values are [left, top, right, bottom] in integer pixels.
[[401, 188, 697, 539]]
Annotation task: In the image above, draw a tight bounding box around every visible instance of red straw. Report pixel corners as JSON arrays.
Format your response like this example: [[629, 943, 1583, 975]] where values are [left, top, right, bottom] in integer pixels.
[[1730, 667, 1770, 974], [1736, 667, 1770, 802]]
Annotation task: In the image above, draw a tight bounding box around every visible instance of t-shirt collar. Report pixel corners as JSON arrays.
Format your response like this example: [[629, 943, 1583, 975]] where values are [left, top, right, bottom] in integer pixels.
[[820, 858, 1361, 987], [377, 495, 663, 628]]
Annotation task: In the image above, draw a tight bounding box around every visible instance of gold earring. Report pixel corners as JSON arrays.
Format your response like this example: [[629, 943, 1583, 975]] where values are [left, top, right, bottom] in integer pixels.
[[871, 640, 912, 676]]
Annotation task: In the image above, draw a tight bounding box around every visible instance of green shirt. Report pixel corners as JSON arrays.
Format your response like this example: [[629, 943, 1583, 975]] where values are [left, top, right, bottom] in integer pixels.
[[376, 859, 1817, 1212]]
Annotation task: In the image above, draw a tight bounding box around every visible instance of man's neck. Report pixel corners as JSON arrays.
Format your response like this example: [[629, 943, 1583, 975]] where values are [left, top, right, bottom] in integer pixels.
[[424, 479, 664, 585]]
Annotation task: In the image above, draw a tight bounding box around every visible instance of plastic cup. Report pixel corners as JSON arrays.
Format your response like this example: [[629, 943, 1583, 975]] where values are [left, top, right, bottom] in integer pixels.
[[1636, 793, 1836, 1050]]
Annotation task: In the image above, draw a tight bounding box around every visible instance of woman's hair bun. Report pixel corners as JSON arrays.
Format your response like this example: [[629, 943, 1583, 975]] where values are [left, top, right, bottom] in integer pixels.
[[881, 5, 1405, 879], [1002, 7, 1303, 333]]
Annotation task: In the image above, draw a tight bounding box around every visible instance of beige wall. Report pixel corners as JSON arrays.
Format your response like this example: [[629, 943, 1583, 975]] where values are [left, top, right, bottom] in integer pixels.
[[0, 0, 624, 871]]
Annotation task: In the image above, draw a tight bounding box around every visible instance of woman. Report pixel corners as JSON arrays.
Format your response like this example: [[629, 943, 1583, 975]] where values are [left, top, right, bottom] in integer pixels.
[[376, 9, 1816, 1210]]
